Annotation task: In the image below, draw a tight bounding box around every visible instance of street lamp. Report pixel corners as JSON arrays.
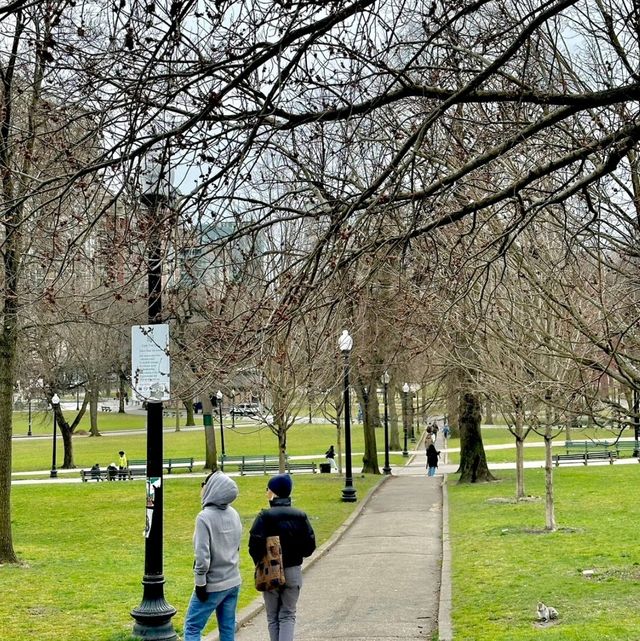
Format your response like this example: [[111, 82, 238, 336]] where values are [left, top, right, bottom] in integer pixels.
[[130, 155, 177, 641], [231, 388, 236, 430], [410, 389, 417, 443], [382, 371, 392, 475], [50, 393, 60, 477], [217, 390, 225, 468], [339, 330, 356, 502], [27, 396, 32, 437], [402, 383, 410, 456]]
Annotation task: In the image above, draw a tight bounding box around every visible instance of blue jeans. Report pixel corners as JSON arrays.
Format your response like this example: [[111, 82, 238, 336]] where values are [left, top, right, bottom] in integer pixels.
[[183, 585, 239, 641], [427, 466, 437, 477]]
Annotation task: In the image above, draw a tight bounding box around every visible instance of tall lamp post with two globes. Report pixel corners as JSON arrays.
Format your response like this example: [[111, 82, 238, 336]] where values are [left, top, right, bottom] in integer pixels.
[[339, 330, 356, 502], [402, 383, 410, 457], [49, 393, 60, 478], [217, 390, 226, 468], [382, 372, 392, 475]]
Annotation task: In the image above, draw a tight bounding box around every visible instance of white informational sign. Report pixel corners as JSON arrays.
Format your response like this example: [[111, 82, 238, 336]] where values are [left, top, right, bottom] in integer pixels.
[[131, 324, 171, 402]]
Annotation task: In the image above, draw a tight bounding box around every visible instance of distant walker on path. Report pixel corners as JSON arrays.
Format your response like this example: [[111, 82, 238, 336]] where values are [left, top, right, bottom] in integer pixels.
[[426, 443, 440, 477]]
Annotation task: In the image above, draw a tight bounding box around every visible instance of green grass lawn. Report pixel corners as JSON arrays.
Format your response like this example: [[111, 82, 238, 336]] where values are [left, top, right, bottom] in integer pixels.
[[11, 421, 408, 473], [449, 465, 640, 640], [3, 474, 381, 641]]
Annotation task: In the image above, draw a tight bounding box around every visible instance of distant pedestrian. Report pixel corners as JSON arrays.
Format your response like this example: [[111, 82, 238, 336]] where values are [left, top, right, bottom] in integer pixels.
[[325, 445, 337, 471], [107, 462, 118, 481], [183, 471, 242, 641], [442, 422, 450, 440], [426, 443, 440, 477], [117, 450, 128, 480], [249, 474, 316, 641]]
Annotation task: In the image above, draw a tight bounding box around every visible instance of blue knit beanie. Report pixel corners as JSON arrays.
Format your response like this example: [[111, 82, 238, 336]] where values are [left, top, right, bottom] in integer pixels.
[[268, 473, 293, 498]]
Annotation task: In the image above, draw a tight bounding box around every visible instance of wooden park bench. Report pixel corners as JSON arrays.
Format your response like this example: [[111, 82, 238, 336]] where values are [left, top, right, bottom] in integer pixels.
[[238, 459, 317, 475], [613, 441, 639, 457], [127, 457, 194, 473], [554, 453, 587, 466], [80, 467, 147, 481], [100, 405, 112, 412], [586, 450, 617, 464], [220, 454, 282, 472]]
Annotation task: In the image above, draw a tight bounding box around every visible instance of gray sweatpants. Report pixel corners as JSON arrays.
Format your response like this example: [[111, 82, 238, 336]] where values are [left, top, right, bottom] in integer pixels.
[[263, 565, 303, 641]]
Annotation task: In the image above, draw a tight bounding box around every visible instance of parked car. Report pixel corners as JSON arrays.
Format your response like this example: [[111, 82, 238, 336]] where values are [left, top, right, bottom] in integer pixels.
[[230, 402, 261, 416]]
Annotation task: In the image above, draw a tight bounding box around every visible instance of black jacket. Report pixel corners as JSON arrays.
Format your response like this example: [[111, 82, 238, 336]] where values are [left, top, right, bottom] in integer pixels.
[[248, 497, 316, 568]]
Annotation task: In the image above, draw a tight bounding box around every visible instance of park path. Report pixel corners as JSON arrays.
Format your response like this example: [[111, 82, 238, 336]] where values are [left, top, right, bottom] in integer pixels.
[[205, 445, 451, 641]]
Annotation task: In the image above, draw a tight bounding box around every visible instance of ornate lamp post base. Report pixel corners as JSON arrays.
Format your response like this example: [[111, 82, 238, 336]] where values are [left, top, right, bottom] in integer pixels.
[[131, 577, 177, 641], [341, 485, 357, 502]]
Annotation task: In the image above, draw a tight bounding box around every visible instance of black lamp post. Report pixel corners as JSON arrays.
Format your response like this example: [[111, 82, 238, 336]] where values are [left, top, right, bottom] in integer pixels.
[[217, 390, 225, 469], [27, 396, 32, 437], [339, 330, 356, 502], [231, 388, 236, 430], [130, 157, 177, 641], [633, 389, 639, 457], [402, 383, 409, 457], [49, 393, 60, 477], [382, 371, 392, 475], [410, 388, 417, 443]]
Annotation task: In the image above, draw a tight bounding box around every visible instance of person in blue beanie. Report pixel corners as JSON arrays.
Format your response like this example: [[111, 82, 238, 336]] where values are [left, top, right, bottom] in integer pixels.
[[183, 471, 242, 641], [249, 473, 316, 641]]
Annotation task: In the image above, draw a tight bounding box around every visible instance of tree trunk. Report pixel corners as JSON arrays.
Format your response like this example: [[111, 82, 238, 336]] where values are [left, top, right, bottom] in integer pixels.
[[278, 426, 287, 473], [514, 412, 525, 500], [544, 409, 557, 531], [389, 387, 400, 450], [88, 384, 100, 437], [118, 372, 126, 413], [458, 391, 495, 483], [0, 324, 18, 563], [446, 370, 459, 437], [202, 395, 218, 471], [183, 396, 195, 427], [355, 381, 380, 474]]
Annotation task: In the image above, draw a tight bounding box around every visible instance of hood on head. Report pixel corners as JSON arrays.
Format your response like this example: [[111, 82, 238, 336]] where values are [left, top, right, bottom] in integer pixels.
[[202, 471, 238, 508]]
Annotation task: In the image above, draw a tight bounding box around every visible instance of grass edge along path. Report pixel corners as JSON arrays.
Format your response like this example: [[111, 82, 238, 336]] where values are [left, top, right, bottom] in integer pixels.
[[2, 473, 381, 641], [448, 465, 640, 641]]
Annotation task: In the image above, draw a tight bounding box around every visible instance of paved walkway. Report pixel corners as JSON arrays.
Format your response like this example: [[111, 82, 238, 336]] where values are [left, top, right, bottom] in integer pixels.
[[205, 445, 451, 641]]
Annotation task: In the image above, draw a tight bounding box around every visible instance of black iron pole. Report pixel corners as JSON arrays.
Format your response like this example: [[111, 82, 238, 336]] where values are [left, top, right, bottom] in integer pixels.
[[50, 402, 58, 478], [383, 381, 391, 475], [341, 349, 356, 502], [27, 398, 32, 436], [218, 400, 225, 470], [402, 388, 409, 457], [131, 195, 177, 641], [634, 389, 639, 457]]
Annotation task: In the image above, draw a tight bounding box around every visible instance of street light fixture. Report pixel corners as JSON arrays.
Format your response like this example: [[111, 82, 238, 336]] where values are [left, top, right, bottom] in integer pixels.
[[50, 393, 60, 477], [130, 154, 177, 641], [217, 390, 225, 469], [339, 330, 356, 502], [410, 388, 417, 443], [402, 383, 410, 457], [382, 371, 392, 475]]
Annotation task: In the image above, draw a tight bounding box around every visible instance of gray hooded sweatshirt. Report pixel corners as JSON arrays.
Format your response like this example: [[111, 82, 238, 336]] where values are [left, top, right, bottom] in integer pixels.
[[193, 472, 242, 592]]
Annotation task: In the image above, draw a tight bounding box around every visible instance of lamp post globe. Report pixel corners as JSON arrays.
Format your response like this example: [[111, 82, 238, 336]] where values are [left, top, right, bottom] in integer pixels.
[[382, 371, 392, 475], [402, 383, 409, 457], [50, 393, 60, 478], [339, 330, 356, 502], [217, 390, 225, 468]]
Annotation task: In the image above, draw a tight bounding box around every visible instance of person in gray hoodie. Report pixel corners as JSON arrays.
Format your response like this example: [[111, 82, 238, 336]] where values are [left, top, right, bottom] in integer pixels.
[[183, 471, 242, 641]]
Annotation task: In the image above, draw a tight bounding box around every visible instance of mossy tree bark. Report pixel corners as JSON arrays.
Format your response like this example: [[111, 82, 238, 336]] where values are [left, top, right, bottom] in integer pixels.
[[457, 391, 495, 483]]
